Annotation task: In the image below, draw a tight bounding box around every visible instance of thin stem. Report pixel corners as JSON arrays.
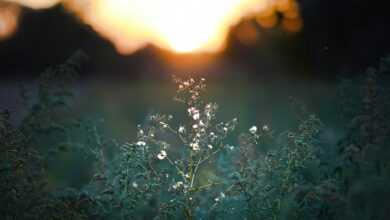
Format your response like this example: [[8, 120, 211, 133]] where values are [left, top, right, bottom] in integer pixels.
[[190, 159, 201, 188], [191, 182, 223, 192], [199, 148, 221, 165], [166, 126, 187, 144], [166, 156, 186, 181]]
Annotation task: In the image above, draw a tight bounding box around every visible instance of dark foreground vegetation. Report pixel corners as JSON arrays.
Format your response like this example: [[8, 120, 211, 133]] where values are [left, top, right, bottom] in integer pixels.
[[1, 52, 390, 220]]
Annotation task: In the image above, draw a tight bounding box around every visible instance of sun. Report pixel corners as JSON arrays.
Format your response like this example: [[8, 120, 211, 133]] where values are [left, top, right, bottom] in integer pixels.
[[70, 0, 266, 54], [3, 0, 301, 54]]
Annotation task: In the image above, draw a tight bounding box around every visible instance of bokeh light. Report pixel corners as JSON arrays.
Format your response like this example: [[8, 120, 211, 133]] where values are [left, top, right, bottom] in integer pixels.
[[0, 2, 20, 41], [5, 0, 302, 53]]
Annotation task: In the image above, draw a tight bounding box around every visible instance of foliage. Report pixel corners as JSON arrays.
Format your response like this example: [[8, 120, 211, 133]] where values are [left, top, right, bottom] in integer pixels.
[[337, 55, 390, 220], [0, 51, 93, 219], [86, 76, 344, 220], [1, 53, 390, 219]]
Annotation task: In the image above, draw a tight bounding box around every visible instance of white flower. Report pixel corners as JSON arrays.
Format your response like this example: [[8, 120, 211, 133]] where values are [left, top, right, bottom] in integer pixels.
[[192, 124, 198, 129], [193, 113, 200, 120], [249, 126, 257, 134], [190, 142, 200, 151], [209, 132, 217, 140], [178, 126, 185, 133], [132, 181, 138, 188], [199, 120, 205, 126], [188, 107, 200, 120], [208, 144, 213, 149], [187, 107, 196, 114], [214, 192, 226, 202], [160, 121, 168, 128], [136, 141, 146, 146], [157, 150, 167, 160], [262, 125, 269, 132], [223, 127, 228, 132], [172, 181, 184, 190], [185, 173, 190, 179]]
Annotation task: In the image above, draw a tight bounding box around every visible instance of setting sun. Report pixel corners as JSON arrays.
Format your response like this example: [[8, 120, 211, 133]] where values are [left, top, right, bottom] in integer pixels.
[[74, 0, 267, 54], [3, 0, 301, 54]]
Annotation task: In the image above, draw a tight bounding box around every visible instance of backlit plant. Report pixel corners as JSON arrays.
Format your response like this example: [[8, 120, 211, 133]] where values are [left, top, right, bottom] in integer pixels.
[[2, 53, 390, 220], [87, 76, 334, 220]]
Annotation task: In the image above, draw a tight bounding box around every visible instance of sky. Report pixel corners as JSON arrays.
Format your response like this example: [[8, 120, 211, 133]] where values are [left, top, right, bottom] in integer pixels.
[[0, 0, 389, 81]]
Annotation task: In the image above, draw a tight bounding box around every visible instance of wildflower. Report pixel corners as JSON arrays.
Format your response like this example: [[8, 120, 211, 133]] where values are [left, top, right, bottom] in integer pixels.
[[262, 125, 269, 132], [185, 173, 190, 179], [136, 141, 146, 146], [214, 197, 220, 202], [223, 127, 228, 132], [193, 112, 200, 120], [172, 181, 184, 190], [220, 192, 226, 198], [157, 150, 167, 160], [160, 121, 168, 128], [208, 144, 213, 149], [209, 132, 217, 140], [193, 124, 198, 129], [249, 126, 257, 134], [188, 107, 200, 120], [178, 126, 185, 133], [190, 142, 200, 151], [187, 107, 196, 114], [132, 182, 138, 188]]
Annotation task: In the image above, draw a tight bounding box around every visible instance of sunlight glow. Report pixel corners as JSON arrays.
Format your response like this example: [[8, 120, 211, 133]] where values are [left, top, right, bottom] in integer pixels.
[[5, 0, 302, 54], [0, 3, 20, 41], [67, 0, 267, 54]]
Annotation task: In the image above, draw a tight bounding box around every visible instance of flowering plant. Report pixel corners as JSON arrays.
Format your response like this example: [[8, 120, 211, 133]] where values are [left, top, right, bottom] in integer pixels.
[[87, 76, 334, 220]]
